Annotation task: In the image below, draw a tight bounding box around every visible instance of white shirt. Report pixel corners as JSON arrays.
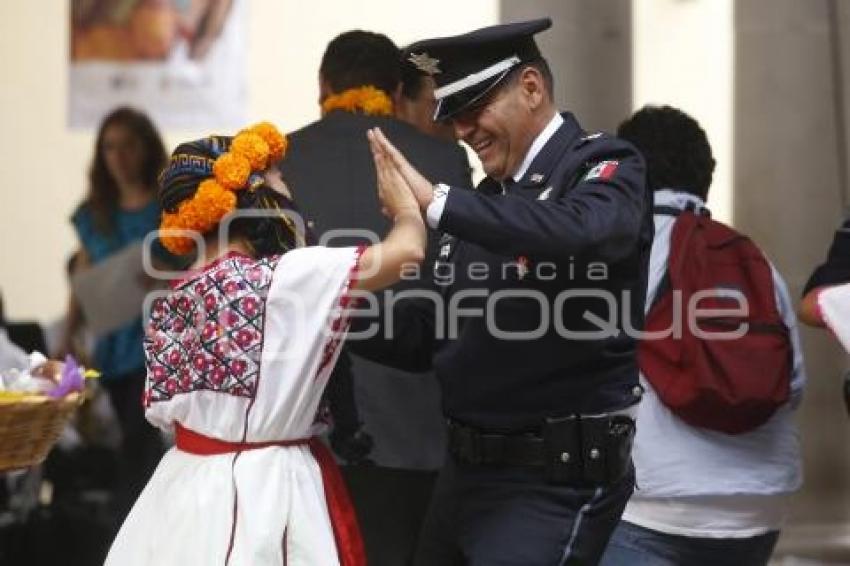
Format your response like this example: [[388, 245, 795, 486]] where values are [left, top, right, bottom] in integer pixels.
[[818, 283, 850, 354], [0, 328, 29, 371], [426, 113, 564, 229], [623, 189, 806, 538]]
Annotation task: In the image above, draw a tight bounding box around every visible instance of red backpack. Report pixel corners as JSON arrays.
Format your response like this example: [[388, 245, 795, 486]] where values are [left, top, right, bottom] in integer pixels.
[[638, 205, 792, 434]]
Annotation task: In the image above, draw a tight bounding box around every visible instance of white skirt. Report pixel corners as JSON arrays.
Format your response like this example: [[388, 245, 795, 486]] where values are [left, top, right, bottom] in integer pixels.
[[104, 445, 341, 566]]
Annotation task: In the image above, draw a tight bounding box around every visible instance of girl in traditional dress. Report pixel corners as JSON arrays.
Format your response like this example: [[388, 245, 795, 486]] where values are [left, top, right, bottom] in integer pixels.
[[104, 123, 425, 566]]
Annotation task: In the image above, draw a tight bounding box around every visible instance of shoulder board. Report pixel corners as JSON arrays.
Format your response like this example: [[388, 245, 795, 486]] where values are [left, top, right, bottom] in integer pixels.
[[574, 132, 606, 149]]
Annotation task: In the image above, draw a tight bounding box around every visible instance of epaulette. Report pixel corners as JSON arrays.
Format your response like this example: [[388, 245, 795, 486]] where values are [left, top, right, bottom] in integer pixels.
[[574, 131, 606, 149]]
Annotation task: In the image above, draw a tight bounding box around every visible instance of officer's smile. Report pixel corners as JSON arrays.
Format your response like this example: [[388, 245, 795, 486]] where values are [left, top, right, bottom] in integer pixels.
[[451, 82, 537, 181], [472, 138, 493, 156], [468, 135, 506, 176]]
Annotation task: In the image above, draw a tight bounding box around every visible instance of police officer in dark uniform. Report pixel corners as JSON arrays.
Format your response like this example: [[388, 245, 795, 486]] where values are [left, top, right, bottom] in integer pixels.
[[352, 18, 653, 565]]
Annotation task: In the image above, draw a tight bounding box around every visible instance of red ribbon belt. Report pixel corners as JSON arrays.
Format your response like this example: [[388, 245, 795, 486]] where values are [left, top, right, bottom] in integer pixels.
[[174, 423, 366, 566]]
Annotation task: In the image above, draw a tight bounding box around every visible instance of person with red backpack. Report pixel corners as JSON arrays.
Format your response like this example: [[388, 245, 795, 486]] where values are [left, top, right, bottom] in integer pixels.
[[600, 106, 806, 566]]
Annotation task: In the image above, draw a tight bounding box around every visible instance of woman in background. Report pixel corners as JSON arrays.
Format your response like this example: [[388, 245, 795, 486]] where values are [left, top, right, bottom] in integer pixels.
[[60, 106, 169, 523]]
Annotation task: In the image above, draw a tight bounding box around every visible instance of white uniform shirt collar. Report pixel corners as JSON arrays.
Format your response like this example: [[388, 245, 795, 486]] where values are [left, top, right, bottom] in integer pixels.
[[511, 112, 564, 183]]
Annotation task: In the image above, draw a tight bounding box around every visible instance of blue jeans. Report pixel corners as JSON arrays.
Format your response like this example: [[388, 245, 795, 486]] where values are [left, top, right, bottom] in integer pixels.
[[600, 520, 779, 566]]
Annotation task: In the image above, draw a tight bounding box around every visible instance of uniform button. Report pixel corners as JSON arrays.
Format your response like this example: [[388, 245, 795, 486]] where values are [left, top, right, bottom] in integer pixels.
[[560, 452, 570, 463], [632, 386, 643, 397], [589, 448, 601, 460]]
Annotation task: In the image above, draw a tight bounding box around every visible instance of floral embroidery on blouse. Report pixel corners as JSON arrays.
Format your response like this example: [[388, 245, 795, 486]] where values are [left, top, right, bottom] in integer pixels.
[[144, 254, 278, 404]]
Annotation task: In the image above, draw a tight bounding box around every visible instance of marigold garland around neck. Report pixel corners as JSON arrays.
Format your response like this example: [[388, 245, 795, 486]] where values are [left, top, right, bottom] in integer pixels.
[[159, 121, 289, 256], [321, 86, 394, 116]]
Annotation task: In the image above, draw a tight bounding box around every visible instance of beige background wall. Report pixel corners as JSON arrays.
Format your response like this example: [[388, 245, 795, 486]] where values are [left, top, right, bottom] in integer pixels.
[[0, 0, 498, 325], [633, 0, 733, 222], [735, 1, 850, 550], [502, 0, 632, 134]]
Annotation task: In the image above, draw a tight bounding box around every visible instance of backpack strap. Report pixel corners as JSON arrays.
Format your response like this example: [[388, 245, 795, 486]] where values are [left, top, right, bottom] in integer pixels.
[[653, 202, 711, 217], [648, 202, 709, 311], [648, 272, 671, 312], [653, 205, 683, 217]]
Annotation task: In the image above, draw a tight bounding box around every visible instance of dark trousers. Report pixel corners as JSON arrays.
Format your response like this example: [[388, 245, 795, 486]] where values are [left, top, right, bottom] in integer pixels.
[[101, 371, 163, 524], [414, 456, 635, 566], [342, 466, 438, 566], [600, 521, 780, 566]]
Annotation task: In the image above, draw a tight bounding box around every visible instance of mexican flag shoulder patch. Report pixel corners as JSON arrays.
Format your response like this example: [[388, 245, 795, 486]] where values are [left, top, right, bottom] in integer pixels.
[[583, 160, 619, 182]]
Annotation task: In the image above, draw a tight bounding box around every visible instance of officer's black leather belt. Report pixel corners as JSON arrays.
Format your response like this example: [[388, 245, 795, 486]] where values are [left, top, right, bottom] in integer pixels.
[[447, 412, 636, 486], [448, 423, 547, 466]]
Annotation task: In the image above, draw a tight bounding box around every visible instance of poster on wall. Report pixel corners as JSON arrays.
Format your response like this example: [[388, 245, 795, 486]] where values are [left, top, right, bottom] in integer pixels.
[[69, 0, 246, 129]]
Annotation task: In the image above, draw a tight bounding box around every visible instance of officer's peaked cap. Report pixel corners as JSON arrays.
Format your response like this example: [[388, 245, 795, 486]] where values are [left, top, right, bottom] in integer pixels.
[[404, 18, 552, 121]]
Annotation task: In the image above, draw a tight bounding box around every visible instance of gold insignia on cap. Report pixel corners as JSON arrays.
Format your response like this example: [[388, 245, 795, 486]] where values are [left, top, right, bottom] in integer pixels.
[[408, 52, 441, 75]]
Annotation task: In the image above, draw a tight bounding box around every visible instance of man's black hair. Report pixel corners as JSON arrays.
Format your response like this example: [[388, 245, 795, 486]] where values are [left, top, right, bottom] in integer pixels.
[[400, 58, 427, 100], [617, 105, 716, 200], [320, 30, 401, 96]]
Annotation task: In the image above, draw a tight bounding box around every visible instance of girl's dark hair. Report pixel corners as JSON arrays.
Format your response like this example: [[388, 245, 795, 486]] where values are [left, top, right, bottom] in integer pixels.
[[159, 136, 310, 259], [87, 106, 167, 234], [228, 186, 309, 257]]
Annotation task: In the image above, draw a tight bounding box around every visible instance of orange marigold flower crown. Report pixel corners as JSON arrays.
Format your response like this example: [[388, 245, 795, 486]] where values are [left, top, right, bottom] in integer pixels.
[[158, 121, 289, 256], [321, 85, 394, 116]]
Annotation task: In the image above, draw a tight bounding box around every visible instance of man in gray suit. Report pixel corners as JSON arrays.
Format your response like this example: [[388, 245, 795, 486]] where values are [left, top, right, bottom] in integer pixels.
[[279, 30, 472, 566]]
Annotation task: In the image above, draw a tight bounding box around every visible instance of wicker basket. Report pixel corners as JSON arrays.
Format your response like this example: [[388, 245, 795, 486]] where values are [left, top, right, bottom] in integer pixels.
[[0, 392, 83, 472]]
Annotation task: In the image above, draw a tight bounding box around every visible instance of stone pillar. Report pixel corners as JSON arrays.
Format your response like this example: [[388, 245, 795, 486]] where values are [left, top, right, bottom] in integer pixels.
[[735, 0, 850, 555], [501, 0, 632, 133]]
